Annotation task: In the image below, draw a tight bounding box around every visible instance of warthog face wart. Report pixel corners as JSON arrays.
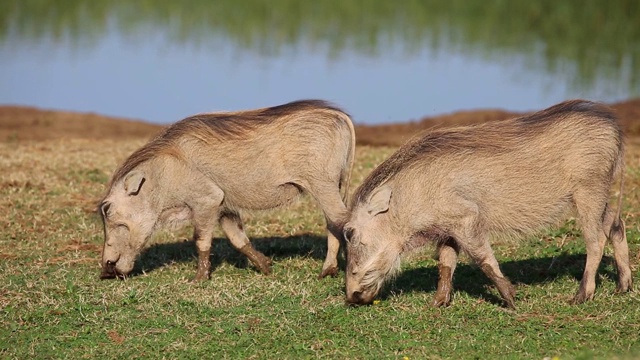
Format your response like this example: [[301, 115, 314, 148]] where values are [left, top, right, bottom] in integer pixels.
[[344, 185, 401, 304]]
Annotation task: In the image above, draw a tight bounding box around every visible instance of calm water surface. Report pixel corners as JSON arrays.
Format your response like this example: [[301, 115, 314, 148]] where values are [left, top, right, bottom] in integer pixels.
[[1, 1, 638, 124]]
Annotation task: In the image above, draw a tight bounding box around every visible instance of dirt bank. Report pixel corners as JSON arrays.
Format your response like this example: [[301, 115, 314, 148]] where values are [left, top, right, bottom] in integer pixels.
[[2, 99, 639, 146]]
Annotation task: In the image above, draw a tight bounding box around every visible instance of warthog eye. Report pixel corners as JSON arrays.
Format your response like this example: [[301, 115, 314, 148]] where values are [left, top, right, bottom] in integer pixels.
[[100, 201, 112, 219], [343, 227, 355, 243]]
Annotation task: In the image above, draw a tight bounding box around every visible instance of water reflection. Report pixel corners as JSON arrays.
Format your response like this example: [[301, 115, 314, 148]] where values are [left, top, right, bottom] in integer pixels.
[[1, 1, 638, 123]]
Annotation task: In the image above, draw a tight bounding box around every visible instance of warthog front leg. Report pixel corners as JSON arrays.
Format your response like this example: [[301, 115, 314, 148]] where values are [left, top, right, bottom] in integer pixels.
[[433, 239, 459, 307], [454, 203, 516, 308], [195, 248, 211, 281], [479, 263, 516, 309], [219, 211, 272, 274], [193, 225, 215, 282], [464, 237, 516, 309], [190, 183, 225, 282]]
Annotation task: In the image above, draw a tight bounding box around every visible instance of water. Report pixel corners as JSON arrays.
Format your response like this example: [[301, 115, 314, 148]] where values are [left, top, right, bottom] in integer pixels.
[[1, 1, 638, 125]]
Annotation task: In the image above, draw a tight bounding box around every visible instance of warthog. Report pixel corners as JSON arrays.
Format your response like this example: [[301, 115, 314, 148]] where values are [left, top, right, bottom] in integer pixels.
[[344, 100, 631, 308], [99, 100, 355, 280]]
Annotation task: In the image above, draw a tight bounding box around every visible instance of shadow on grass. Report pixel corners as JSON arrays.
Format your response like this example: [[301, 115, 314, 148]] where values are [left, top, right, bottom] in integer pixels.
[[123, 236, 620, 308], [128, 234, 333, 278], [385, 254, 620, 306]]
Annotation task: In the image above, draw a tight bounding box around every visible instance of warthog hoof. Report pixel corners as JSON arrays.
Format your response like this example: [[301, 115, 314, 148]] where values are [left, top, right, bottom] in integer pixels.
[[253, 258, 272, 275], [432, 290, 452, 308], [615, 277, 633, 294], [192, 269, 210, 282], [570, 290, 594, 305], [318, 266, 338, 279]]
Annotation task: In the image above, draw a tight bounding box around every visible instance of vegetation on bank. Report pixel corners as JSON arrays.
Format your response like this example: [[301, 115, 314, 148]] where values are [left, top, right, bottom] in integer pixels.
[[2, 0, 639, 94]]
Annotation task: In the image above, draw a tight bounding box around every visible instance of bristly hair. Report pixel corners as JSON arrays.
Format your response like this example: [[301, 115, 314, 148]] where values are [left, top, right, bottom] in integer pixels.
[[254, 99, 346, 118], [107, 99, 347, 190], [182, 99, 347, 141], [106, 131, 184, 191], [351, 99, 620, 207], [518, 99, 617, 126]]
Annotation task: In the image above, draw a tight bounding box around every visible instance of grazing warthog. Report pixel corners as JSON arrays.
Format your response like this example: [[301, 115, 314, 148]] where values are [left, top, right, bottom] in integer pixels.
[[344, 100, 631, 308], [99, 100, 355, 280]]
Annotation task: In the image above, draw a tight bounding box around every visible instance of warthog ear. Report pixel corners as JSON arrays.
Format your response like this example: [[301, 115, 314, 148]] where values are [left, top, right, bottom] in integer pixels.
[[123, 171, 145, 196], [366, 185, 391, 216]]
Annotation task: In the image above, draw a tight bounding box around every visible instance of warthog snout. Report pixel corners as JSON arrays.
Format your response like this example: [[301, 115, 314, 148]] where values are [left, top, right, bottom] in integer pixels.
[[346, 289, 375, 305], [100, 259, 123, 280], [346, 290, 364, 305]]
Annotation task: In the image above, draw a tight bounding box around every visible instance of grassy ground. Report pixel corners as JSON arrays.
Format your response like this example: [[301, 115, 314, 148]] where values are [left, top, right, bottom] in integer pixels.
[[0, 137, 639, 359]]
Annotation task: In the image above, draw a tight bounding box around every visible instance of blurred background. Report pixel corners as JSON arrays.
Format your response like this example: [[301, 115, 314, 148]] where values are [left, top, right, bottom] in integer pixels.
[[1, 0, 638, 125]]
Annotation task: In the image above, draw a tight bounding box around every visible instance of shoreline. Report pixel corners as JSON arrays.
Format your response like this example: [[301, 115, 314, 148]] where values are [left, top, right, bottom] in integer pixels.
[[2, 98, 639, 146]]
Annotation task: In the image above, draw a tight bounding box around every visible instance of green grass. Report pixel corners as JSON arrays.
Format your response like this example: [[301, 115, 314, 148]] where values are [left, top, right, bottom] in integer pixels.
[[1, 139, 639, 359]]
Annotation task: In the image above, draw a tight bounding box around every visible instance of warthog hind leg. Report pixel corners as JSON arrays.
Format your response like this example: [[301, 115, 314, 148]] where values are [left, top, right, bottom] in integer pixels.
[[571, 190, 608, 304], [319, 195, 349, 279], [602, 204, 632, 293], [300, 181, 349, 279], [319, 225, 342, 279]]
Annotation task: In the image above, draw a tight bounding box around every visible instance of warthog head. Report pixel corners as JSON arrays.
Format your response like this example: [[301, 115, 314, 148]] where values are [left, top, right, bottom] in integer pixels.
[[99, 170, 158, 279], [344, 185, 401, 305]]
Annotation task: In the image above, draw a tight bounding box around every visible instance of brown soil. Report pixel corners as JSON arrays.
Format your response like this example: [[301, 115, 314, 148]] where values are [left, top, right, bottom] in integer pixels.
[[2, 99, 639, 146], [0, 106, 161, 142], [356, 98, 640, 146]]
